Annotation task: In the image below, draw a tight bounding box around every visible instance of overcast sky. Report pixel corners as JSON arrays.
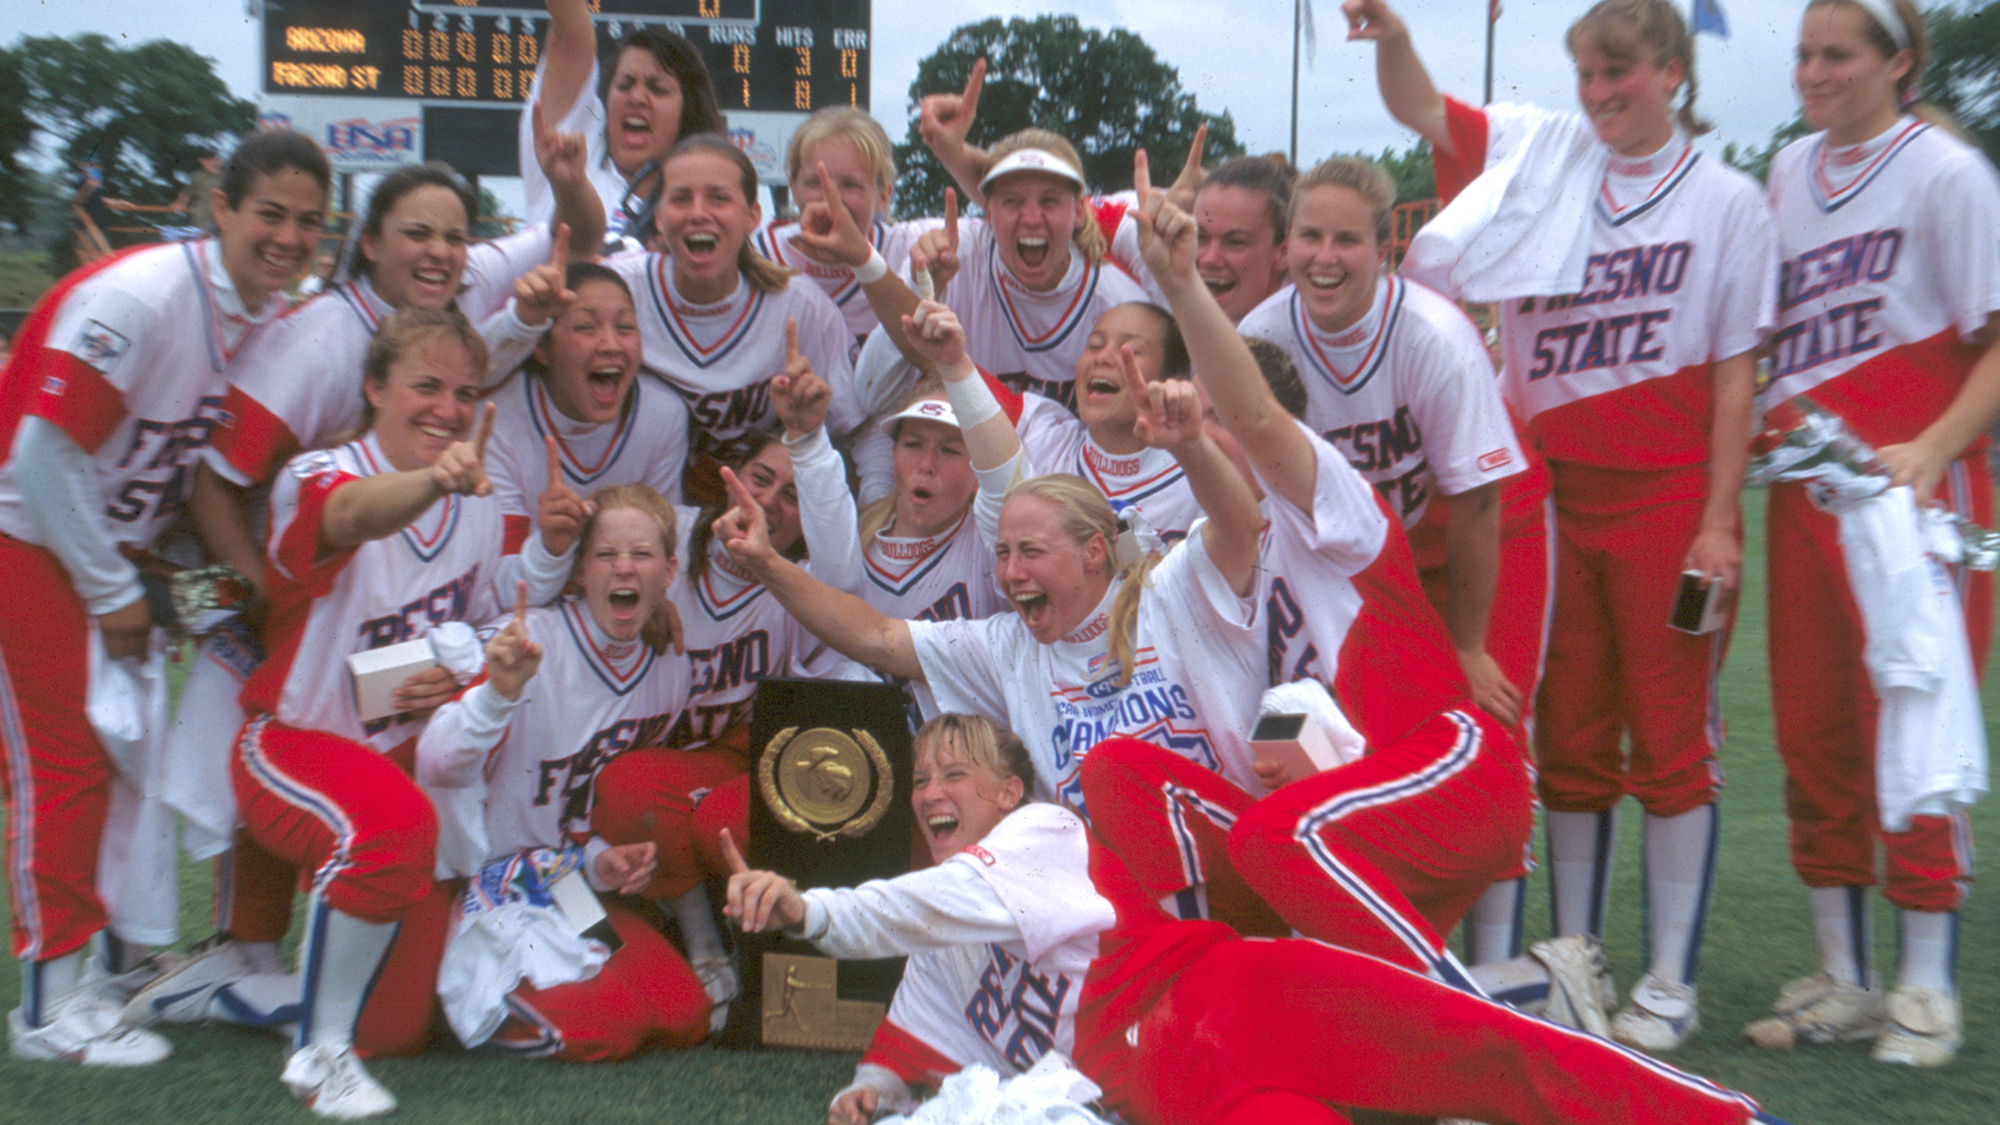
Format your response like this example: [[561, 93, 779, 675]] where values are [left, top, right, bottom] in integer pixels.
[[8, 0, 1812, 170]]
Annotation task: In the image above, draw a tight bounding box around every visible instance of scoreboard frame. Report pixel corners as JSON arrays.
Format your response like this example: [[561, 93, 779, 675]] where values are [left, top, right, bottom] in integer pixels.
[[261, 0, 870, 116]]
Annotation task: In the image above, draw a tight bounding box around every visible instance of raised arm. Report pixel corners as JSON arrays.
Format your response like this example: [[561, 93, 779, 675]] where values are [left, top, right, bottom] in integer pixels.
[[322, 404, 497, 548], [713, 466, 921, 680], [1125, 344, 1262, 598], [1130, 151, 1321, 512], [918, 59, 995, 207], [1342, 0, 1455, 157], [537, 0, 599, 130], [786, 165, 924, 365], [534, 105, 607, 257]]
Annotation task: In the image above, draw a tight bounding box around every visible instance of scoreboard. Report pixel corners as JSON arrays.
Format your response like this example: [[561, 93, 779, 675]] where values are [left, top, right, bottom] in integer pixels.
[[262, 0, 871, 114]]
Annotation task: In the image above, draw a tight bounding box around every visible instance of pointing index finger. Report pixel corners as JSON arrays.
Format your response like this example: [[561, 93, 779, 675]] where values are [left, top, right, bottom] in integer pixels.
[[549, 221, 570, 267], [784, 317, 801, 365], [719, 827, 749, 874], [546, 434, 563, 488], [962, 57, 986, 111], [514, 579, 529, 624], [1134, 148, 1154, 209], [943, 187, 959, 247], [473, 401, 497, 461]]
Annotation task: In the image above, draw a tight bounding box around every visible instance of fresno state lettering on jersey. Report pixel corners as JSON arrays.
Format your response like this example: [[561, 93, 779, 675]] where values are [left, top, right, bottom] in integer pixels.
[[537, 708, 682, 832], [687, 629, 770, 695], [678, 380, 774, 460], [962, 943, 1074, 1072], [1770, 229, 1903, 381], [105, 394, 230, 524], [912, 583, 972, 623], [995, 370, 1076, 413], [357, 567, 480, 649], [1519, 240, 1690, 382], [1267, 577, 1326, 687]]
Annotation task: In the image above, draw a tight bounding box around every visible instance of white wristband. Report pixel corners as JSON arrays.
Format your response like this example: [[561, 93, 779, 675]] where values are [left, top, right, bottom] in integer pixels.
[[852, 248, 889, 285], [943, 366, 1003, 428]]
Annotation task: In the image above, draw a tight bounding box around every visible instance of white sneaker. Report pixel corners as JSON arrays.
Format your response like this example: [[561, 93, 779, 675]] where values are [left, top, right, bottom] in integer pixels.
[[1743, 972, 1886, 1049], [1871, 986, 1960, 1067], [122, 936, 257, 1026], [282, 1043, 398, 1120], [8, 988, 172, 1066], [693, 954, 739, 1036], [1610, 972, 1699, 1052], [83, 951, 182, 1004], [1527, 934, 1614, 1038]]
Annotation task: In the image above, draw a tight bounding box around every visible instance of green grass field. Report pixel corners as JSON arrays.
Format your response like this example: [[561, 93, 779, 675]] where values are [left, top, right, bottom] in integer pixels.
[[2, 490, 1995, 1124]]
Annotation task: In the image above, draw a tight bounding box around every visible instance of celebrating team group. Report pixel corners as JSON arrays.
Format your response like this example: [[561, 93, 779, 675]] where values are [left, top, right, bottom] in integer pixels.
[[3, 0, 1992, 1120]]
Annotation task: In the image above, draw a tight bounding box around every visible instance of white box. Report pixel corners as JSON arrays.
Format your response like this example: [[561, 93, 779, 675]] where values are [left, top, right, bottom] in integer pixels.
[[1249, 712, 1345, 782], [345, 638, 439, 722]]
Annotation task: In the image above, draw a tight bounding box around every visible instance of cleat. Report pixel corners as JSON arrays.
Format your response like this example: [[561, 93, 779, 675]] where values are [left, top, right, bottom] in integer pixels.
[[121, 936, 257, 1027], [1528, 934, 1614, 1038], [1743, 972, 1886, 1049], [1871, 986, 1959, 1067], [84, 951, 182, 1004], [1610, 972, 1698, 1052], [8, 989, 172, 1066], [282, 1043, 398, 1119]]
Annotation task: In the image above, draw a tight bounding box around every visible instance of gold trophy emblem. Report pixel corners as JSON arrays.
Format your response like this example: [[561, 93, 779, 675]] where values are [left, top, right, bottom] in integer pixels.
[[758, 726, 894, 842]]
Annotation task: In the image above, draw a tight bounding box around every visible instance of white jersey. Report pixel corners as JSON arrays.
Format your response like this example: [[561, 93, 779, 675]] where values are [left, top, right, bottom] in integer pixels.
[[1259, 423, 1468, 744], [751, 217, 943, 344], [1239, 276, 1524, 530], [1761, 118, 2000, 447], [1435, 109, 1776, 473], [244, 433, 505, 750], [208, 232, 551, 487], [519, 55, 637, 241], [861, 510, 1006, 625], [909, 526, 1266, 811], [429, 597, 695, 863], [606, 253, 863, 462], [485, 369, 690, 549], [945, 219, 1150, 412], [0, 240, 271, 549], [1015, 393, 1201, 544], [802, 803, 1112, 1077]]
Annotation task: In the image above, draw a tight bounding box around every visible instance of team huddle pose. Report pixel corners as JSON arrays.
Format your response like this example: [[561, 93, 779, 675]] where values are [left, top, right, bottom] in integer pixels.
[[2, 0, 1995, 1121]]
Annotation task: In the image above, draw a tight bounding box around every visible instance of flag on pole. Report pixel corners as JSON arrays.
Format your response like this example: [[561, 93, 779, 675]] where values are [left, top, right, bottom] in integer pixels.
[[1299, 0, 1318, 66], [1693, 0, 1729, 37]]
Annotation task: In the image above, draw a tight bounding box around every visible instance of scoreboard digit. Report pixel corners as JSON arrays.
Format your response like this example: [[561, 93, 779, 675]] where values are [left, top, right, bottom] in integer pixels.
[[263, 0, 869, 112]]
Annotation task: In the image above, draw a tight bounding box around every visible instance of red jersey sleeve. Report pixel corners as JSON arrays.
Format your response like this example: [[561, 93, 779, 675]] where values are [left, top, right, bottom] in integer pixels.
[[978, 367, 1024, 425], [213, 383, 303, 486], [1433, 97, 1493, 205], [268, 457, 361, 597], [858, 1017, 961, 1089]]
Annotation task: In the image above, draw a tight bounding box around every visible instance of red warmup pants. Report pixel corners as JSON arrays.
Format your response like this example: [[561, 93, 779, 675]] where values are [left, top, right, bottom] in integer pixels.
[[1087, 712, 1532, 975], [0, 536, 112, 961], [1117, 937, 1763, 1125], [590, 743, 749, 899], [488, 901, 711, 1061], [1767, 461, 1991, 911], [1536, 489, 1730, 816]]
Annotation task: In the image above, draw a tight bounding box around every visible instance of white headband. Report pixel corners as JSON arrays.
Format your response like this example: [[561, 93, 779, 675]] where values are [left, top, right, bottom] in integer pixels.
[[1845, 0, 1910, 51]]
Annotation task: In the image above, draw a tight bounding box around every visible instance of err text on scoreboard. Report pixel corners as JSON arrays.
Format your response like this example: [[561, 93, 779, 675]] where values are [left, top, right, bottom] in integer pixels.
[[262, 0, 870, 113]]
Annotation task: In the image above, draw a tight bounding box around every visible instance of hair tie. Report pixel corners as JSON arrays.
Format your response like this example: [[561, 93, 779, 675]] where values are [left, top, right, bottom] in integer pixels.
[[1847, 0, 1911, 51]]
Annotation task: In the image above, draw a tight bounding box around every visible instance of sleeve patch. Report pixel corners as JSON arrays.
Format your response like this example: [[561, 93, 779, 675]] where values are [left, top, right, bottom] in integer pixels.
[[1477, 448, 1515, 471], [71, 319, 134, 375]]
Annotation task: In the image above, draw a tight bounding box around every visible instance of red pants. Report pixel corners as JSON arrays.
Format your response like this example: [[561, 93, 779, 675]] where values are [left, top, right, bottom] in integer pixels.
[[1229, 711, 1533, 974], [590, 745, 748, 899], [230, 717, 437, 926], [0, 536, 110, 961], [1536, 491, 1730, 816], [488, 902, 711, 1061], [1767, 462, 1991, 911], [1117, 937, 1762, 1125]]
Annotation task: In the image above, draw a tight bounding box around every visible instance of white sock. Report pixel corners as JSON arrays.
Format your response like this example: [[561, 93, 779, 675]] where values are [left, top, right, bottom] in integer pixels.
[[1895, 910, 1956, 995], [1642, 804, 1717, 985], [99, 932, 150, 975], [669, 886, 725, 963], [1810, 885, 1872, 986], [1547, 808, 1617, 937], [1465, 878, 1527, 964], [20, 949, 85, 1026], [297, 897, 399, 1051], [1465, 953, 1549, 1008]]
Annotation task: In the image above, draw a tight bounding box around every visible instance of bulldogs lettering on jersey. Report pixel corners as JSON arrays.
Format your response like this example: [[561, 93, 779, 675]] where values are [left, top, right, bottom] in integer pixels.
[[1240, 276, 1523, 531]]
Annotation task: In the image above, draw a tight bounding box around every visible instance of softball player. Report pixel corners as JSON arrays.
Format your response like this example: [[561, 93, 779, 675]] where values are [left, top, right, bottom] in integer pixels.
[[604, 137, 862, 501], [1347, 0, 1776, 1048], [1750, 0, 2000, 1067], [518, 0, 725, 246], [0, 130, 329, 1067], [417, 487, 712, 1060]]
